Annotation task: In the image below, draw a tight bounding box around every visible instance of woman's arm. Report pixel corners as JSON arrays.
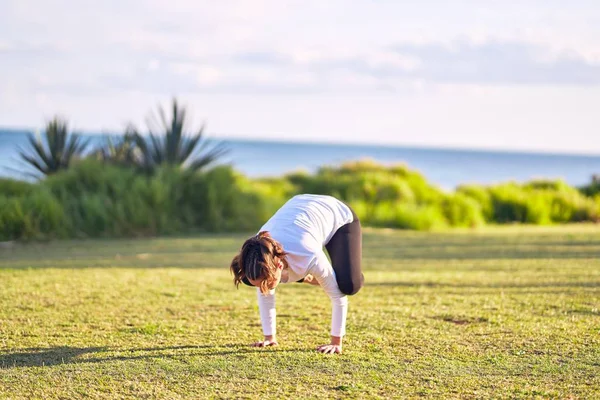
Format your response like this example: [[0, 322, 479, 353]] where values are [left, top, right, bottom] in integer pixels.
[[254, 288, 278, 346], [312, 251, 348, 353]]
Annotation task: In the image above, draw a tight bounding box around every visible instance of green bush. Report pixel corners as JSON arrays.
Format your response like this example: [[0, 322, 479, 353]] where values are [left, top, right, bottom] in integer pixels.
[[0, 178, 35, 197], [456, 185, 494, 222], [196, 166, 255, 232], [346, 199, 370, 223], [44, 159, 138, 199], [1, 159, 599, 241], [42, 161, 278, 236], [580, 181, 600, 197], [525, 179, 574, 192], [44, 160, 141, 237], [523, 192, 552, 225], [474, 180, 598, 225], [441, 193, 485, 228], [393, 203, 449, 231], [548, 191, 598, 223], [0, 196, 29, 240], [286, 160, 443, 204], [195, 167, 292, 232], [21, 189, 68, 238], [356, 201, 447, 231], [238, 176, 294, 228], [488, 184, 529, 223], [0, 188, 67, 240]]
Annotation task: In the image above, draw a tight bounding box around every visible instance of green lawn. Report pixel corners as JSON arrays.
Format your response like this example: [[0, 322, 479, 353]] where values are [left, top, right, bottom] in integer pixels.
[[1, 226, 599, 399]]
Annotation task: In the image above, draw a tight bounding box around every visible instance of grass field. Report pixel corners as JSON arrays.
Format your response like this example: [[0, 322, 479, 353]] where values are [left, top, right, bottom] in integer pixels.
[[1, 226, 599, 399]]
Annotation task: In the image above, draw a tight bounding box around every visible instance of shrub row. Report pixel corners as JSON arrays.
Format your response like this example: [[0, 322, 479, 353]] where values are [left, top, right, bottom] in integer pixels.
[[0, 159, 598, 240], [0, 160, 288, 240]]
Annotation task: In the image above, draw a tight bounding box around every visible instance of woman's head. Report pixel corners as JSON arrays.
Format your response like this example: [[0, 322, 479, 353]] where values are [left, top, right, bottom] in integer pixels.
[[230, 231, 288, 294]]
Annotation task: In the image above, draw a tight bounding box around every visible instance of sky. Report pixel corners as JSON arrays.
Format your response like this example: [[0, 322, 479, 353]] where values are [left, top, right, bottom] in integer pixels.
[[1, 0, 600, 154]]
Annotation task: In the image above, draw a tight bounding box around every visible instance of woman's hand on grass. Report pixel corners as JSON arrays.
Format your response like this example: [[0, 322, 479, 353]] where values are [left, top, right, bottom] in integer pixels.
[[317, 344, 342, 354], [317, 335, 342, 354], [252, 336, 278, 347]]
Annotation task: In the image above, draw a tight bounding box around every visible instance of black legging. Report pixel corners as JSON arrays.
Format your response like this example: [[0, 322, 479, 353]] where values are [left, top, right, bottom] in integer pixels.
[[242, 208, 364, 294], [325, 207, 364, 296]]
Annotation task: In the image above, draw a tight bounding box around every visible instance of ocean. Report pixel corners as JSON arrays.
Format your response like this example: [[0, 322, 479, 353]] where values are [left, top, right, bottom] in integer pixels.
[[1, 129, 599, 190]]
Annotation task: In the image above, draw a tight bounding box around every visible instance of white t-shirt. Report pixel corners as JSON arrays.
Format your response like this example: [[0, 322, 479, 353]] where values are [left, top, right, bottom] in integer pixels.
[[255, 194, 354, 337]]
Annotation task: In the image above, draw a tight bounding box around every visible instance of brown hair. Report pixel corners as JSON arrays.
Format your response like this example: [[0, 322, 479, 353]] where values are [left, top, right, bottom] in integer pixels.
[[230, 231, 288, 294]]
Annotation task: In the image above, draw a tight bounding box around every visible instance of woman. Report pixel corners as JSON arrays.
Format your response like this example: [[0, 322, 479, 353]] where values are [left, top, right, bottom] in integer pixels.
[[230, 194, 363, 354]]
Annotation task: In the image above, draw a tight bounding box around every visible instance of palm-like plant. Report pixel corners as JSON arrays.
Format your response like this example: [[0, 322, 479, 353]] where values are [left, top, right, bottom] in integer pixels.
[[129, 99, 229, 174], [92, 131, 140, 168], [19, 117, 89, 178]]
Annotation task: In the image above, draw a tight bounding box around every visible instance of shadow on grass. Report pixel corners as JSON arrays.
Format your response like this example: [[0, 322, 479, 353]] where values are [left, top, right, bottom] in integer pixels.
[[2, 248, 599, 270], [365, 281, 600, 289], [0, 346, 107, 368], [0, 344, 310, 369], [362, 281, 600, 296], [1, 233, 599, 269], [377, 249, 600, 260]]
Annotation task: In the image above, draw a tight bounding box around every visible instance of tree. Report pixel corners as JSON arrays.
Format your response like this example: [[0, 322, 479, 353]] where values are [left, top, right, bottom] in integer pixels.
[[128, 99, 229, 174], [19, 117, 89, 178]]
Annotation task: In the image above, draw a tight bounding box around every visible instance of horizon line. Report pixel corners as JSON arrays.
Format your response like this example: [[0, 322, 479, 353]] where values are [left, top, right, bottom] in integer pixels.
[[2, 125, 600, 159]]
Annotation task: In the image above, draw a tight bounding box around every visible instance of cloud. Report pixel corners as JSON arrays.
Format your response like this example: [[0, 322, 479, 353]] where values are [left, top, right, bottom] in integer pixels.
[[235, 40, 600, 86], [387, 40, 600, 85], [4, 36, 600, 102], [0, 41, 67, 61], [171, 39, 600, 91], [233, 52, 291, 66], [2, 0, 600, 101]]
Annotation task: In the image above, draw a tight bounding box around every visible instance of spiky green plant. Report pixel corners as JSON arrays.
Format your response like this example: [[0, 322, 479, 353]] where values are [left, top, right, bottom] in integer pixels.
[[129, 99, 229, 174], [18, 117, 89, 178], [91, 131, 140, 168]]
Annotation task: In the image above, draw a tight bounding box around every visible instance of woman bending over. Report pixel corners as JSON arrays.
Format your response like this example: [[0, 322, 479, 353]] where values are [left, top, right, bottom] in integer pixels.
[[230, 194, 364, 354]]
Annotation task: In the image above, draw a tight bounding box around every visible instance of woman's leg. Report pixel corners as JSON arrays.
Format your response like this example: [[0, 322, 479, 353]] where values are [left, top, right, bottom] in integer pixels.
[[325, 208, 364, 295]]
